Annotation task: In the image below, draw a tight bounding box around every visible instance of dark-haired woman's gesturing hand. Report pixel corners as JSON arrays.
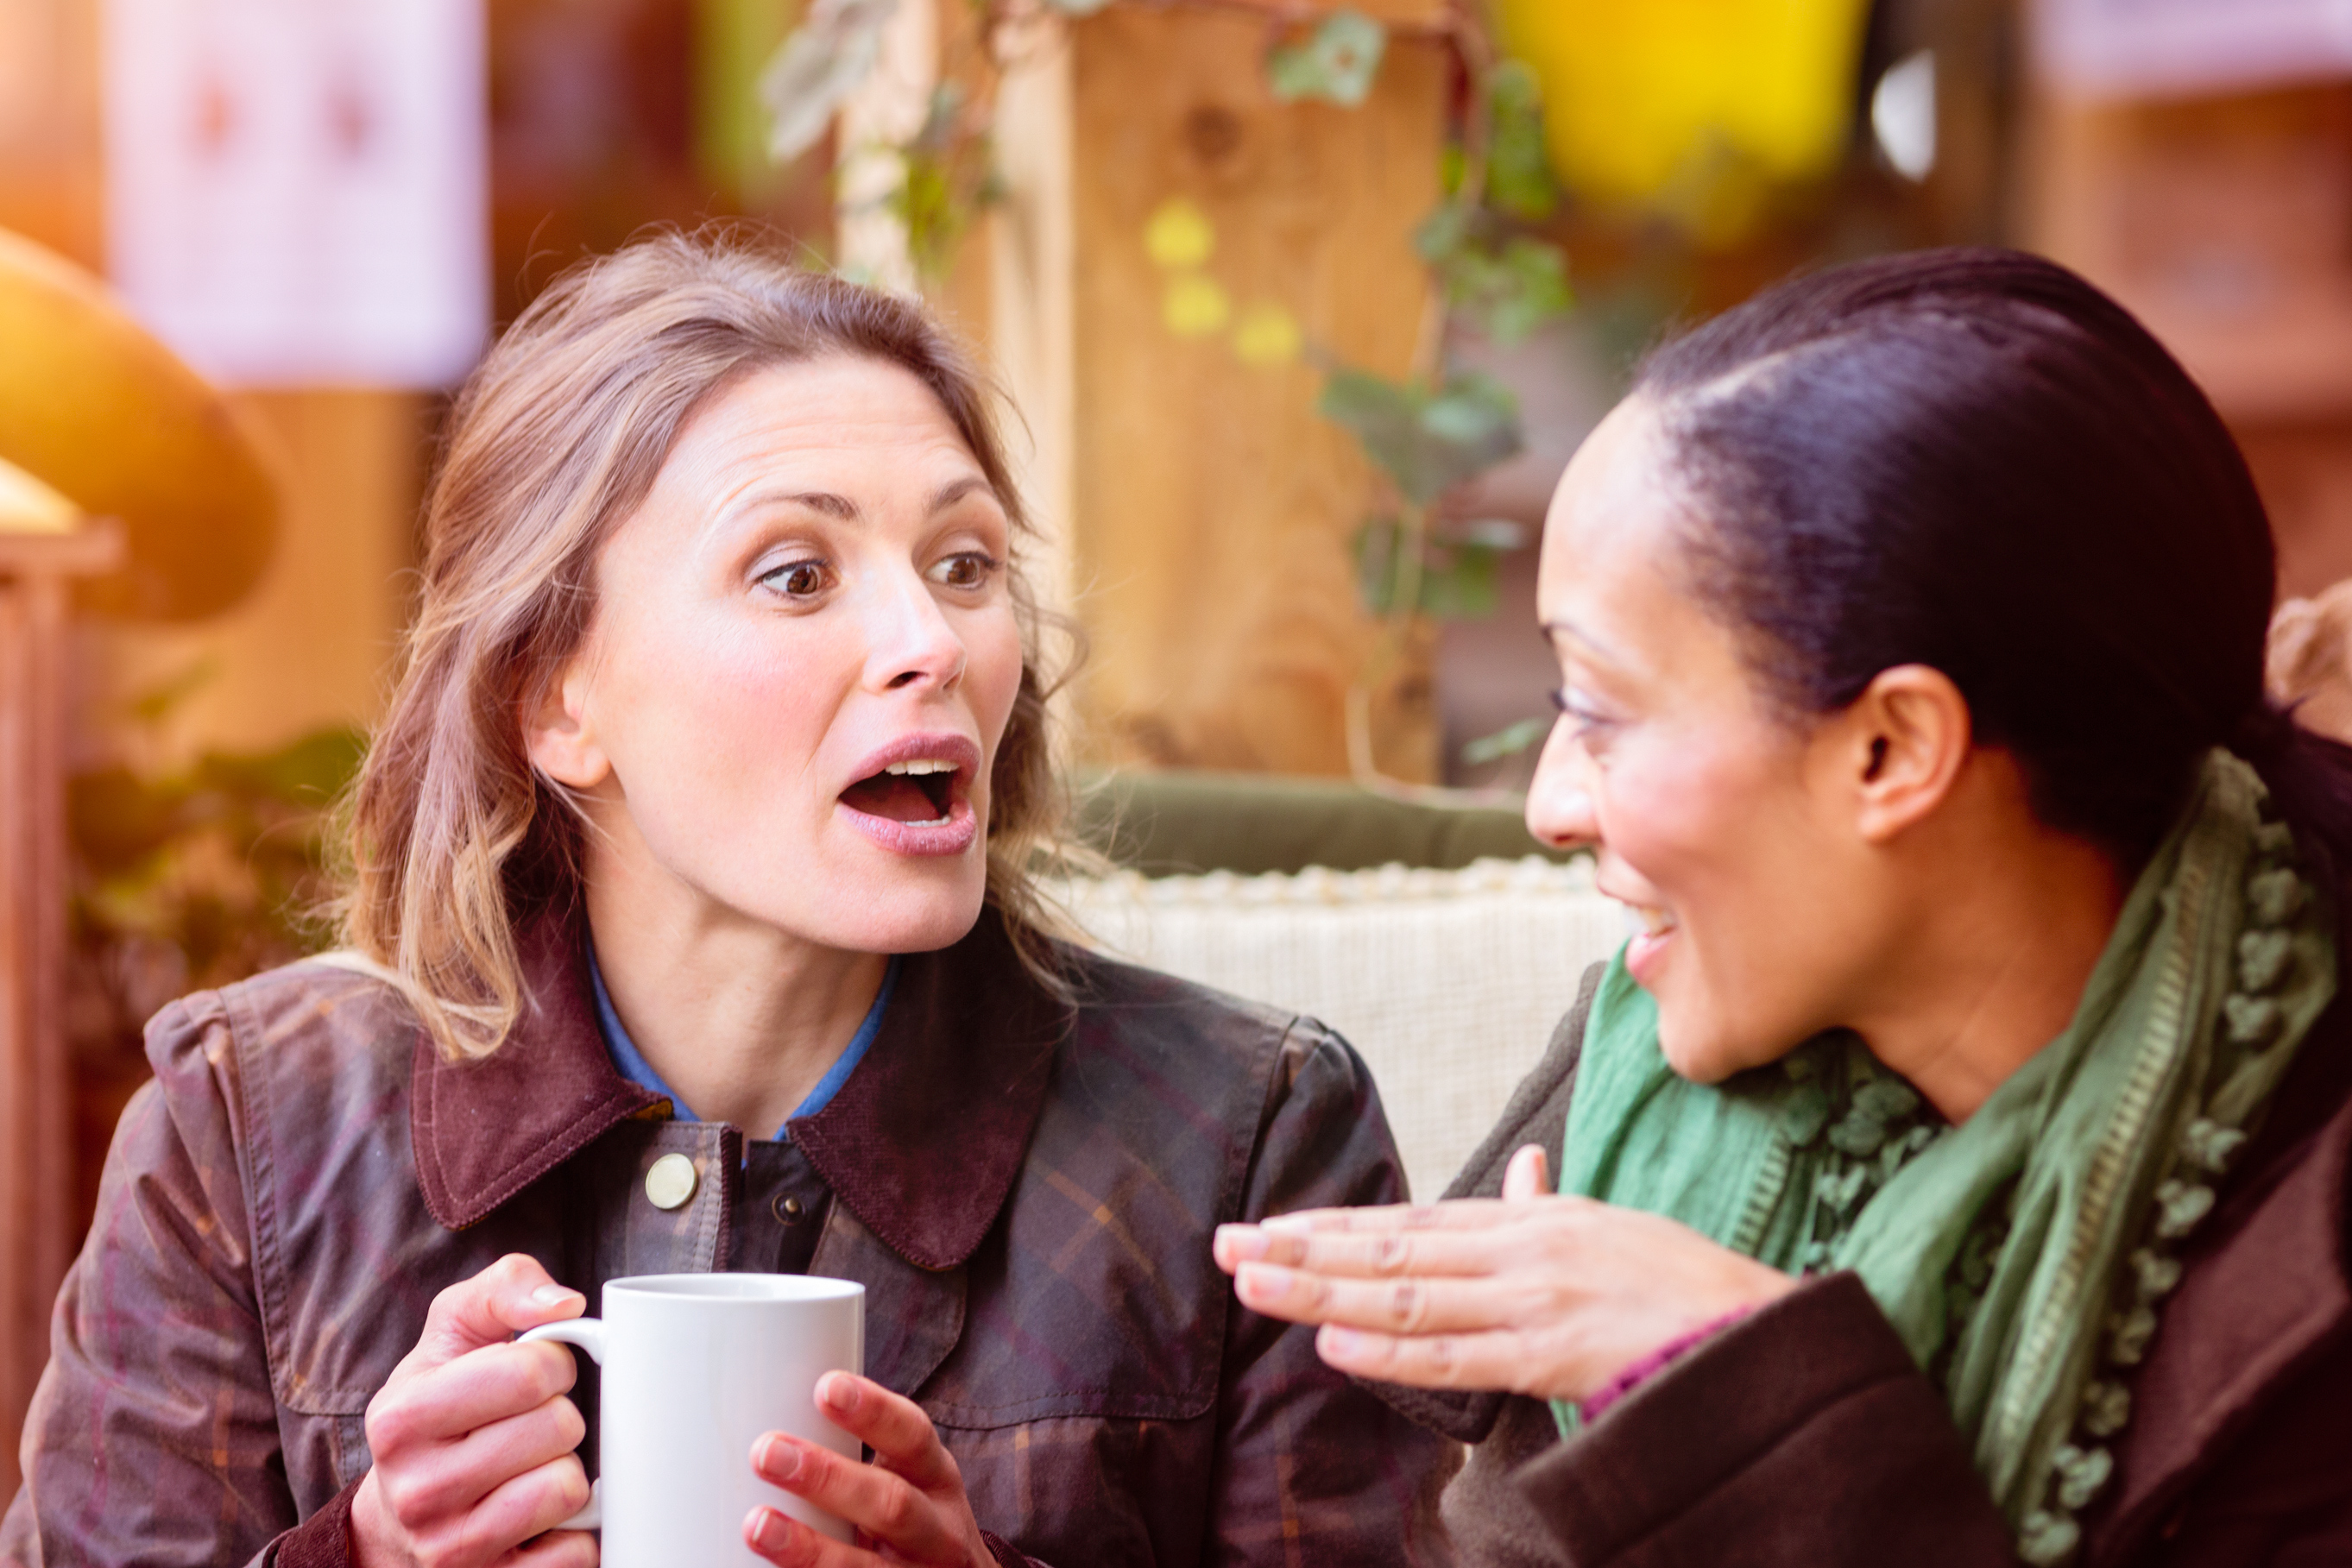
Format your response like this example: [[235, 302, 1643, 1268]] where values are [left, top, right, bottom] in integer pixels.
[[1214, 1146, 1797, 1402], [742, 1373, 994, 1567], [350, 1254, 596, 1568]]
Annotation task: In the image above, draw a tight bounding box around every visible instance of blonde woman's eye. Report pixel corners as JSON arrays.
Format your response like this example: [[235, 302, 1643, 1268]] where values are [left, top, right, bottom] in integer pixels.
[[760, 559, 832, 599], [929, 552, 1000, 590]]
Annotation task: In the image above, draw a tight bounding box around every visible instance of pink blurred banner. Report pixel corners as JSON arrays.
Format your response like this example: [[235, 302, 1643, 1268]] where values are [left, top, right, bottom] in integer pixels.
[[2034, 0, 2352, 98], [102, 0, 489, 388]]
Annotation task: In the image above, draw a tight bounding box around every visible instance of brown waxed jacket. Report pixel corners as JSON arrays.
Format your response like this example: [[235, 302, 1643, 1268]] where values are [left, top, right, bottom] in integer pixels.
[[0, 910, 1457, 1568], [1381, 960, 2352, 1567]]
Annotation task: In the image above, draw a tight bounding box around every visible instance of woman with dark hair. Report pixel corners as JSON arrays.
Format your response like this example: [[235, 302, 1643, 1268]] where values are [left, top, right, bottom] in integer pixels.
[[1, 233, 1451, 1567], [1215, 248, 2352, 1566]]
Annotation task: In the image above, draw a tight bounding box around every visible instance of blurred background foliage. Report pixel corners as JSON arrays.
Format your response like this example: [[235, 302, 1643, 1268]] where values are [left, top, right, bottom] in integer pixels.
[[64, 670, 360, 1204]]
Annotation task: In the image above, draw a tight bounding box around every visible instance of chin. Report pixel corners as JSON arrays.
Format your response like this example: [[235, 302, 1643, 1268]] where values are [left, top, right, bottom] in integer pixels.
[[1656, 996, 1807, 1085], [1653, 1003, 1746, 1086], [801, 867, 991, 955]]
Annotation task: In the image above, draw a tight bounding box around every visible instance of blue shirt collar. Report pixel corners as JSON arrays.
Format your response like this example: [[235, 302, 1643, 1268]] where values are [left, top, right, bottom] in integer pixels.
[[586, 941, 899, 1143]]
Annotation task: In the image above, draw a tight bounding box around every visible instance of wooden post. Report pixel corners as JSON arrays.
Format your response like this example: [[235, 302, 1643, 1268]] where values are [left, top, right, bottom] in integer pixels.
[[0, 520, 121, 1500], [1061, 3, 1450, 778]]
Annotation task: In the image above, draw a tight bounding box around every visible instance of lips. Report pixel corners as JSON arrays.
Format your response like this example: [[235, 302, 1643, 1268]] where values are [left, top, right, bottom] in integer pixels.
[[1625, 907, 1678, 983], [1602, 880, 1680, 986], [837, 733, 983, 857]]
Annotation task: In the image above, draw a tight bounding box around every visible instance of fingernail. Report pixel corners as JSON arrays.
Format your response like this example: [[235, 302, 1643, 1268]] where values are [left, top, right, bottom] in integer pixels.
[[531, 1284, 582, 1307], [1216, 1225, 1266, 1261], [1320, 1325, 1363, 1359], [817, 1374, 859, 1413], [747, 1506, 791, 1552], [754, 1435, 800, 1481], [1235, 1263, 1289, 1303]]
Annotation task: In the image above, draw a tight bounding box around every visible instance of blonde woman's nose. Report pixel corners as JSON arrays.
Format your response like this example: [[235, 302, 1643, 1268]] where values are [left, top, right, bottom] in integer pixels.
[[865, 568, 967, 694]]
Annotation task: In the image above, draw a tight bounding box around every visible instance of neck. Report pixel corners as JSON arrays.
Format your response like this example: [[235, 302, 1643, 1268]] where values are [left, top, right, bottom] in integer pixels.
[[1850, 815, 2128, 1126], [582, 841, 888, 1138]]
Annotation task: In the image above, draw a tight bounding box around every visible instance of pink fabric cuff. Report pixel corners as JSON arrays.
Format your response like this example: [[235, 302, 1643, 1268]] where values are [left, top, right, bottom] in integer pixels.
[[1579, 1303, 1761, 1423]]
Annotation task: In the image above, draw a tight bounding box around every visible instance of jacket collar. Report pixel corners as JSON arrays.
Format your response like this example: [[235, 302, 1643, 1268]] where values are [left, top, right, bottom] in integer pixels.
[[789, 911, 1071, 1271], [409, 907, 1072, 1271]]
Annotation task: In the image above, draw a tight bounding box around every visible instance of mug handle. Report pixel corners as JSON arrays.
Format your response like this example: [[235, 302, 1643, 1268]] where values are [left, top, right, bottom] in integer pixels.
[[520, 1319, 606, 1531]]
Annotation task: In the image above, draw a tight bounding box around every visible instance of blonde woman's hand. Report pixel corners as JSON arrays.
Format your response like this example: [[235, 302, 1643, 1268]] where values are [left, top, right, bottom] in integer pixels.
[[1211, 1145, 1798, 1404], [742, 1373, 994, 1567], [351, 1254, 597, 1568]]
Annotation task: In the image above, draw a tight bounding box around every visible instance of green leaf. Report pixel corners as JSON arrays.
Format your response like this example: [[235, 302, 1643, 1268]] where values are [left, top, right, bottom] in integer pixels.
[[759, 0, 900, 163], [1416, 539, 1502, 619], [1483, 60, 1561, 222], [1460, 716, 1551, 766], [1319, 368, 1523, 504], [1411, 204, 1472, 265], [1413, 208, 1573, 344], [1353, 514, 1403, 616], [1267, 10, 1387, 108], [1450, 516, 1531, 551], [1418, 214, 1573, 347], [1350, 520, 1510, 620]]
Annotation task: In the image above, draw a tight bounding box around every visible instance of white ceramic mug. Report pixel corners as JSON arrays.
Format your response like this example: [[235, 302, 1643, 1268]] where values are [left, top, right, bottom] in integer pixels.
[[520, 1273, 865, 1565]]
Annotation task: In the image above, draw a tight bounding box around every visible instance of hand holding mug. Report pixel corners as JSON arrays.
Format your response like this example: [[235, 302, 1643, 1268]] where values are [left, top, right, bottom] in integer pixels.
[[743, 1372, 994, 1567], [351, 1253, 595, 1568]]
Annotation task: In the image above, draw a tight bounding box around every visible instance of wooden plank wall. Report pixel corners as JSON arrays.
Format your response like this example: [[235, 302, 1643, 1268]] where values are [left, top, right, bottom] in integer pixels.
[[1062, 5, 1448, 779], [2030, 84, 2352, 598]]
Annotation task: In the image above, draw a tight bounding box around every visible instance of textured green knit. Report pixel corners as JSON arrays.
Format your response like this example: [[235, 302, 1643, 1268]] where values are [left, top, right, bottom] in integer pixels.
[[1551, 752, 2333, 1560]]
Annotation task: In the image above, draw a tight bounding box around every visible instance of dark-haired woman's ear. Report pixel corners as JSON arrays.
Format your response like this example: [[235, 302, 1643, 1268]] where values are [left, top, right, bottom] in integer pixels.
[[523, 659, 614, 791], [1839, 663, 1972, 845]]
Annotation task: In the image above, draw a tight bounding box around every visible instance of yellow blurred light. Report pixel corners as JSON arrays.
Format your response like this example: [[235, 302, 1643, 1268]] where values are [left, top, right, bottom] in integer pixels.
[[1163, 274, 1232, 337], [1500, 0, 1872, 224], [1144, 198, 1216, 270], [1233, 303, 1302, 367]]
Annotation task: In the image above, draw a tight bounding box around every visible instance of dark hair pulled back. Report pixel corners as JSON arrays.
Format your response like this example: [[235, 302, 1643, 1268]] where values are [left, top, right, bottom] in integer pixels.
[[1636, 246, 2352, 869]]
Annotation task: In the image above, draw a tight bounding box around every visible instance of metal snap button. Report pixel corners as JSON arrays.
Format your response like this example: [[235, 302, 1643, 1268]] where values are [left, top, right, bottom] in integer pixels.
[[772, 1193, 804, 1225], [644, 1152, 698, 1210]]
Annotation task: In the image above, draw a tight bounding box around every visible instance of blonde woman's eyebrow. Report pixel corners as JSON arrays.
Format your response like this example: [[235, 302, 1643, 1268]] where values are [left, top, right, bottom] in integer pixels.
[[721, 477, 997, 529], [929, 475, 1000, 513]]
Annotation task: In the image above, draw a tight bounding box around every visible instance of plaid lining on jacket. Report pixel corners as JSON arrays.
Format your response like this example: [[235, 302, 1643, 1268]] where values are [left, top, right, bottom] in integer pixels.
[[1, 910, 1456, 1566]]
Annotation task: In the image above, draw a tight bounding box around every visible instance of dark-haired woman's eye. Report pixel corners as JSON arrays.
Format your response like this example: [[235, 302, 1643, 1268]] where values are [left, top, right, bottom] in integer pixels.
[[928, 551, 1000, 590], [1551, 686, 1616, 747], [760, 559, 833, 600]]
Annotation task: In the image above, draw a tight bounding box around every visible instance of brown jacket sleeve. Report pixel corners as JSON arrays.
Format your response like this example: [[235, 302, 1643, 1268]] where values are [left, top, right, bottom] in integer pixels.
[[2, 994, 334, 1567], [1209, 1018, 1460, 1566], [1513, 1272, 2018, 1567]]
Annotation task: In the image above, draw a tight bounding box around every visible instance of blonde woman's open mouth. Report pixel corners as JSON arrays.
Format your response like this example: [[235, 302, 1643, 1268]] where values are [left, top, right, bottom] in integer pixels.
[[838, 733, 981, 856]]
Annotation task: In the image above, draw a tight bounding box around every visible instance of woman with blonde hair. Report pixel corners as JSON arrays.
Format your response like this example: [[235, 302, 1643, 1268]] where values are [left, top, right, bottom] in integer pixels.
[[3, 233, 1449, 1567]]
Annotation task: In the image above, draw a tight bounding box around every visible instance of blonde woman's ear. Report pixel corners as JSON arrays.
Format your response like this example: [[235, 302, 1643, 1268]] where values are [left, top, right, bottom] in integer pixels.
[[522, 661, 612, 790]]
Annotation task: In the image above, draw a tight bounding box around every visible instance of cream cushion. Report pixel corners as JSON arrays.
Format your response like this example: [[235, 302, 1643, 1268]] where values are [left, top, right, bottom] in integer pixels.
[[1058, 856, 1627, 1201]]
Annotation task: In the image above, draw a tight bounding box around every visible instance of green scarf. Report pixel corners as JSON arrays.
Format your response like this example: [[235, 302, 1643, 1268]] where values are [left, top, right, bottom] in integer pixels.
[[1552, 752, 2333, 1565]]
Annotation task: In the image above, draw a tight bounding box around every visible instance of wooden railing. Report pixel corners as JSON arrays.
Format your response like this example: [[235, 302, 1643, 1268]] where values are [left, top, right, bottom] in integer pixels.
[[0, 520, 122, 1500]]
